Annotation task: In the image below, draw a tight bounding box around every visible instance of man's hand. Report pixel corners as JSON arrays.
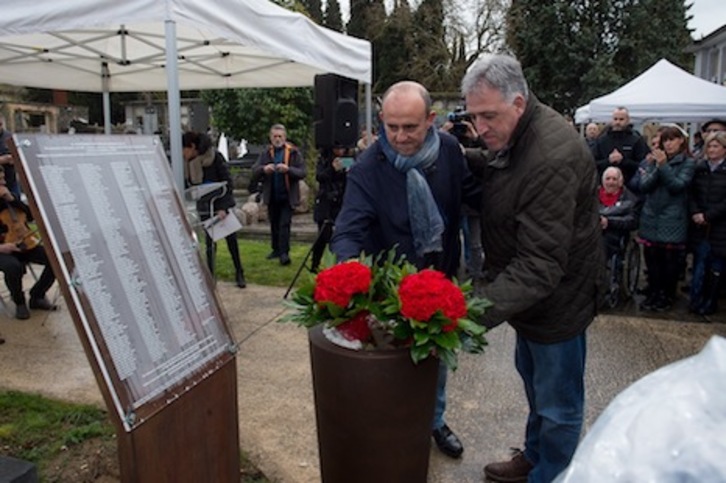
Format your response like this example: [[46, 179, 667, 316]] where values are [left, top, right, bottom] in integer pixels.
[[608, 149, 623, 164], [263, 163, 276, 174], [0, 242, 19, 254], [440, 120, 479, 142], [0, 154, 12, 165], [692, 213, 707, 225], [0, 185, 13, 201], [216, 209, 227, 220], [275, 163, 289, 174]]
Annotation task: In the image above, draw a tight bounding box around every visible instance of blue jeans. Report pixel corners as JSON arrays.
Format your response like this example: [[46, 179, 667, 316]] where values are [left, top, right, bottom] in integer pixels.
[[515, 332, 586, 483], [432, 361, 448, 430], [690, 240, 725, 303]]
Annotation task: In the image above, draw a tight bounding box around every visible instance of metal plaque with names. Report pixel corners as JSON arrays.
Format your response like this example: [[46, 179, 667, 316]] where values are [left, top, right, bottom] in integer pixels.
[[13, 134, 236, 431]]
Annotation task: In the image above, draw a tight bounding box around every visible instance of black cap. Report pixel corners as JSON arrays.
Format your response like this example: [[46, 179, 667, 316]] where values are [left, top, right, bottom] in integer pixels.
[[702, 119, 726, 132]]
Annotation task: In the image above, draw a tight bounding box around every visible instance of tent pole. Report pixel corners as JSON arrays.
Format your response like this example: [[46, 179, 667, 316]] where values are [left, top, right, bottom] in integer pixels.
[[164, 19, 184, 194], [365, 83, 372, 140], [102, 62, 111, 135]]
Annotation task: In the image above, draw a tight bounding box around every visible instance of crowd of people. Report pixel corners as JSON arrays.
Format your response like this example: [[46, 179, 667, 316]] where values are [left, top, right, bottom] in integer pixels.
[[1, 49, 722, 482], [592, 108, 726, 317], [293, 56, 726, 482], [303, 55, 601, 483]]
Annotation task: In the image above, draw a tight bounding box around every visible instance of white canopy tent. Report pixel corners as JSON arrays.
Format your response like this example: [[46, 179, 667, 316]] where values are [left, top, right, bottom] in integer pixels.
[[0, 0, 372, 190], [575, 59, 726, 125]]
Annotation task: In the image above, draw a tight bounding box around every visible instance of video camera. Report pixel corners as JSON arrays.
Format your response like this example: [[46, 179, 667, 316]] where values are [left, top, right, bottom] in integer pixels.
[[446, 105, 472, 144]]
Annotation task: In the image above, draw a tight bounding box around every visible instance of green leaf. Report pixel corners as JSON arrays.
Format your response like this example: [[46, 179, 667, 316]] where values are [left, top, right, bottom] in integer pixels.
[[438, 349, 458, 371], [433, 331, 460, 350], [458, 318, 486, 335], [413, 331, 429, 345], [410, 344, 433, 364]]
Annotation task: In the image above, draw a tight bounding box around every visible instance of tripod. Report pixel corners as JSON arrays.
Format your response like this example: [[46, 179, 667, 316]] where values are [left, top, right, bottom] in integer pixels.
[[284, 219, 334, 299]]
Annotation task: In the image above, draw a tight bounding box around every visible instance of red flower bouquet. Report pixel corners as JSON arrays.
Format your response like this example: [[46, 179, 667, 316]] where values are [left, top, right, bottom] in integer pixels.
[[284, 251, 491, 370]]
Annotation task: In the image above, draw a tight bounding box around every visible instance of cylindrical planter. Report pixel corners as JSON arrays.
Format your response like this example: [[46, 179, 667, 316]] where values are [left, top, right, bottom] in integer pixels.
[[308, 325, 439, 483]]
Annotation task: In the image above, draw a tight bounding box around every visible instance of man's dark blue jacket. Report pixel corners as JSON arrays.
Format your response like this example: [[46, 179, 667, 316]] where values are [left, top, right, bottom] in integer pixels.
[[330, 132, 480, 278]]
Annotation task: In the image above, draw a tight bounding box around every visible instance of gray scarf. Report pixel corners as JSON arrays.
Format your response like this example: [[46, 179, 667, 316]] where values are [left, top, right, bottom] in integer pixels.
[[379, 126, 444, 256]]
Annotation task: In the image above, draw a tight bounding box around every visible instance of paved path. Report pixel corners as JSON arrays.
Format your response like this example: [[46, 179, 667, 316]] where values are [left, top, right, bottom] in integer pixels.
[[0, 280, 724, 482]]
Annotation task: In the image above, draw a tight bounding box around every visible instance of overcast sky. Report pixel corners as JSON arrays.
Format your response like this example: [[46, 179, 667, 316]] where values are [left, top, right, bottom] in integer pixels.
[[338, 0, 724, 39], [689, 0, 726, 38]]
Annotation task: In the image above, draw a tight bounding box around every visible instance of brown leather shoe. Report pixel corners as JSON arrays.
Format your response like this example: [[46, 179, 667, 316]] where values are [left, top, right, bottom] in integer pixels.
[[484, 449, 533, 482]]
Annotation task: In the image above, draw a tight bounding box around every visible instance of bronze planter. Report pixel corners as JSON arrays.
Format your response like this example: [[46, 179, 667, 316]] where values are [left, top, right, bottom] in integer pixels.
[[308, 325, 439, 483]]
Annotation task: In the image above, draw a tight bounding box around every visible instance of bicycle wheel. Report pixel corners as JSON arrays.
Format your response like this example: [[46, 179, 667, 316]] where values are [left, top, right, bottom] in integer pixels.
[[625, 239, 641, 298], [606, 253, 620, 309]]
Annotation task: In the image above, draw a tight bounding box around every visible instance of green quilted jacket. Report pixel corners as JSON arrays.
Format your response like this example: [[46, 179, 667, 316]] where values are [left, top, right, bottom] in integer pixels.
[[638, 153, 695, 244], [469, 96, 605, 344]]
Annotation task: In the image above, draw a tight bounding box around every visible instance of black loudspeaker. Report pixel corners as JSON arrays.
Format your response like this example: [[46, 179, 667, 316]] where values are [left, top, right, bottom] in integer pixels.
[[314, 74, 359, 149]]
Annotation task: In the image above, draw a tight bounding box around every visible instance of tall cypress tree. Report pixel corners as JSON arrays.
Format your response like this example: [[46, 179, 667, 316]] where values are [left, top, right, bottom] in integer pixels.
[[506, 1, 572, 112], [614, 0, 693, 79], [347, 0, 386, 40], [410, 0, 450, 92], [323, 0, 344, 32], [301, 0, 323, 23], [347, 0, 369, 39], [347, 0, 387, 94], [505, 0, 694, 115], [375, 0, 414, 92]]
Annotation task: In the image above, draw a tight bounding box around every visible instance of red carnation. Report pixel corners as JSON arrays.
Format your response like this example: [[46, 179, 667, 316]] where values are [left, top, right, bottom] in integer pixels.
[[336, 311, 372, 342], [314, 261, 372, 308], [398, 269, 467, 324]]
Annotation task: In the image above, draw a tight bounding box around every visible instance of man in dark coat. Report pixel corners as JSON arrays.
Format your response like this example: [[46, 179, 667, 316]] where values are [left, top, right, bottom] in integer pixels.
[[251, 124, 306, 266], [592, 107, 650, 185], [462, 54, 604, 483], [310, 146, 351, 273], [331, 81, 481, 459]]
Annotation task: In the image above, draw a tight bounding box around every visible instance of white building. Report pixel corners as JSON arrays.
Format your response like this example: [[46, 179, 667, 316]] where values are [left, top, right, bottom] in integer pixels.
[[687, 24, 726, 85]]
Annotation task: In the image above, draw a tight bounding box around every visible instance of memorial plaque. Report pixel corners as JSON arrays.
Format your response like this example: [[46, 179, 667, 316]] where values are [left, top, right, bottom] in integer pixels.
[[13, 134, 236, 431]]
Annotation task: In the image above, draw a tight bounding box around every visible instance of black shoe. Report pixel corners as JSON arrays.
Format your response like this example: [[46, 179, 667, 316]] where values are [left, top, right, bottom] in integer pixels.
[[280, 253, 291, 266], [653, 295, 672, 312], [29, 297, 58, 311], [432, 423, 463, 458], [640, 294, 657, 311], [266, 251, 280, 260], [236, 271, 247, 289], [15, 304, 30, 320]]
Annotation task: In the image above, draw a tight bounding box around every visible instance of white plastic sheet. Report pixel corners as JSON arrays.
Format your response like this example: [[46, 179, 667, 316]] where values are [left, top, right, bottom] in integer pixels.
[[556, 336, 726, 482]]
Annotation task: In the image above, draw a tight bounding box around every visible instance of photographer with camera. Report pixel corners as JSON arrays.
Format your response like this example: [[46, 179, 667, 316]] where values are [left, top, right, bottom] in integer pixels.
[[311, 145, 355, 273], [440, 106, 485, 281], [441, 107, 481, 149]]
